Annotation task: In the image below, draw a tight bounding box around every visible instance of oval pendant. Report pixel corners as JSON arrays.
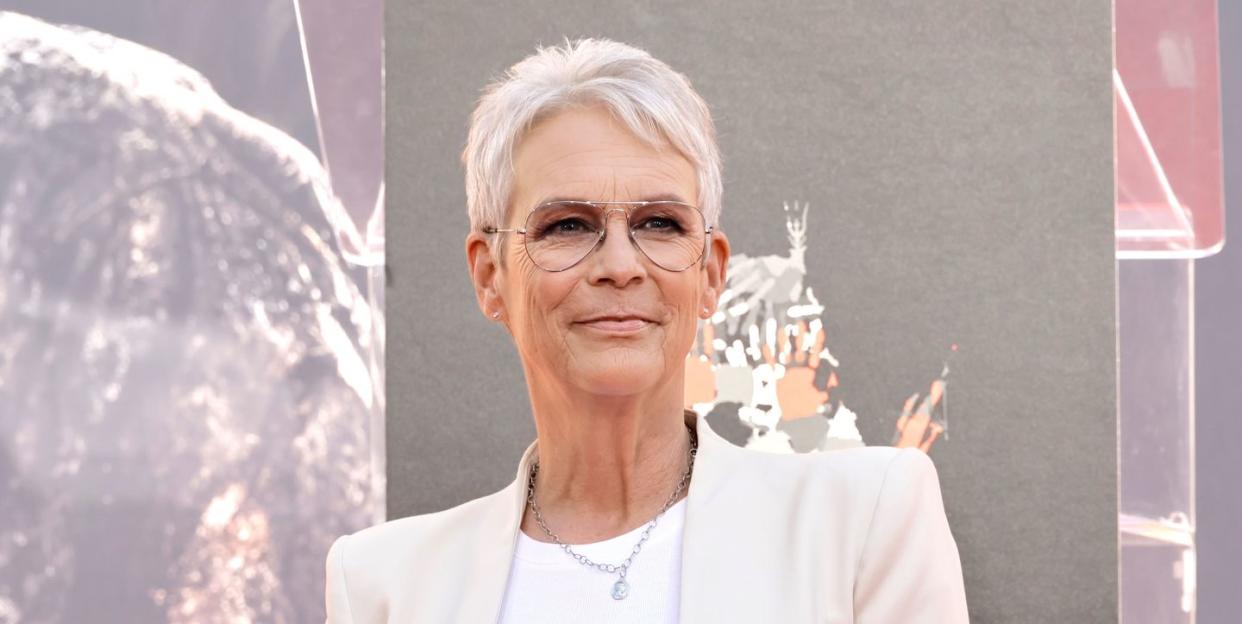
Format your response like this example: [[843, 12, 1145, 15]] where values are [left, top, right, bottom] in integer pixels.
[[611, 578, 630, 600]]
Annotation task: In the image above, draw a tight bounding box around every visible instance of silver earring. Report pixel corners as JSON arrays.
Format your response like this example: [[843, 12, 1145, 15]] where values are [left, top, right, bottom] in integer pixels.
[[492, 311, 500, 319]]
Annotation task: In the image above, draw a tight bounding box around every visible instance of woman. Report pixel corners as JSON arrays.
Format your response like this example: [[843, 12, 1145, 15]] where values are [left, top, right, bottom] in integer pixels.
[[326, 38, 969, 623]]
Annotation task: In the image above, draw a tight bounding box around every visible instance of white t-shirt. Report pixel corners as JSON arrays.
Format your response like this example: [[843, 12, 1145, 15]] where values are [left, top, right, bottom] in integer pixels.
[[497, 498, 687, 623]]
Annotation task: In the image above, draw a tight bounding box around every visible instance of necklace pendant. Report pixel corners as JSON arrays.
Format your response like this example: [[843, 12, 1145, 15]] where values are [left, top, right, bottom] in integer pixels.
[[610, 578, 630, 600]]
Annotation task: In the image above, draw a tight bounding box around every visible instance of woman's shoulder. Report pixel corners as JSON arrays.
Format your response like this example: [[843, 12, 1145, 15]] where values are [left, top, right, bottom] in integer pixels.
[[341, 482, 514, 555], [714, 443, 940, 519], [811, 445, 938, 487], [814, 446, 945, 511], [325, 482, 523, 622], [327, 481, 518, 593], [728, 442, 917, 484]]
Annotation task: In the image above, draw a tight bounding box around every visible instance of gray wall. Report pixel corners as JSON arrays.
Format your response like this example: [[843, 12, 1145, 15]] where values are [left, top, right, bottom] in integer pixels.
[[386, 1, 1116, 621], [1196, 4, 1242, 621]]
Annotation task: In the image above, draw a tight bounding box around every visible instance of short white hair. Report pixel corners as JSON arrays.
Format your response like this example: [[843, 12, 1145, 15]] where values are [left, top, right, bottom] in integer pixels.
[[462, 38, 722, 232]]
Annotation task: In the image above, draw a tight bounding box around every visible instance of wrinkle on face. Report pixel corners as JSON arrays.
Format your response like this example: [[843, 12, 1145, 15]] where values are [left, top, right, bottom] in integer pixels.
[[498, 104, 706, 397]]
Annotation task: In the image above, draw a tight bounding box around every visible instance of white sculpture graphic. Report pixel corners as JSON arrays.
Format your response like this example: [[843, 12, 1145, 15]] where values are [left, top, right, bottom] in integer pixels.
[[717, 202, 813, 336], [687, 201, 950, 455]]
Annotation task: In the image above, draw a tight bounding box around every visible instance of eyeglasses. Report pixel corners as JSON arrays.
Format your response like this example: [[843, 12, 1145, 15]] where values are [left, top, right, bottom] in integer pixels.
[[483, 200, 713, 272]]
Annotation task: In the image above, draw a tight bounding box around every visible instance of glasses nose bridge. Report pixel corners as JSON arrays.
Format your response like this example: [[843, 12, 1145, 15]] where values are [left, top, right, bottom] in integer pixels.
[[591, 204, 645, 262], [595, 204, 639, 243], [598, 205, 632, 229]]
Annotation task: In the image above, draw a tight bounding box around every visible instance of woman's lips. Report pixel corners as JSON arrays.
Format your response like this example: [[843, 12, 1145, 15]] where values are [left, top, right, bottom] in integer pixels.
[[577, 317, 651, 333]]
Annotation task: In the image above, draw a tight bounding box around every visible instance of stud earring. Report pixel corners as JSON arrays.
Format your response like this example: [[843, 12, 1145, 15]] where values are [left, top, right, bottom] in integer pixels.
[[491, 311, 500, 319]]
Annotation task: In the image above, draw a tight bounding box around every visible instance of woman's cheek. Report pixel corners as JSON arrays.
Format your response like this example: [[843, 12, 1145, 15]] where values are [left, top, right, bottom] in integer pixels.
[[667, 305, 697, 356]]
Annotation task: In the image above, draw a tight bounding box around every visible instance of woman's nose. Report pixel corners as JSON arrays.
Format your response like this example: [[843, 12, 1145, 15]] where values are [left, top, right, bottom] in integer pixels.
[[588, 208, 646, 286]]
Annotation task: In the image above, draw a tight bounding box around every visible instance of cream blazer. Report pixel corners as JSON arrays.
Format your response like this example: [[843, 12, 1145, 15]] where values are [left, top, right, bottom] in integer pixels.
[[325, 411, 969, 623]]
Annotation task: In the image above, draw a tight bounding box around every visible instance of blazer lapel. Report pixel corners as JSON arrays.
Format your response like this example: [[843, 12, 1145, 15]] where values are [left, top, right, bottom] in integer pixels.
[[679, 409, 753, 623], [459, 439, 538, 623]]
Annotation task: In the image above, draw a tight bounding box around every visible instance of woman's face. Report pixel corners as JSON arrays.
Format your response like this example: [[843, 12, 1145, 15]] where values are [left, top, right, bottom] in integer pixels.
[[468, 105, 728, 397]]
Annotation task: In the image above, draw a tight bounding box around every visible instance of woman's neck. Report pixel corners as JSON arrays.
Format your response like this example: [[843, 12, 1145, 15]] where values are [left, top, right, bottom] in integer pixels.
[[520, 379, 693, 544]]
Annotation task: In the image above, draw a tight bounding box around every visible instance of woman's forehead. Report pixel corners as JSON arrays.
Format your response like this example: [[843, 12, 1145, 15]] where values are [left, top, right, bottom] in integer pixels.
[[511, 108, 697, 210]]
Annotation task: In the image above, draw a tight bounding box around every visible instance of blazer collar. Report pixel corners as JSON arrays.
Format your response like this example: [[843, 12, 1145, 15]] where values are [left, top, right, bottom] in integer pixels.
[[463, 409, 743, 623]]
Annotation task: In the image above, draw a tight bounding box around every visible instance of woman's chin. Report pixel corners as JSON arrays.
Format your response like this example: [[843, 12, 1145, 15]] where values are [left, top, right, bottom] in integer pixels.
[[568, 355, 667, 396]]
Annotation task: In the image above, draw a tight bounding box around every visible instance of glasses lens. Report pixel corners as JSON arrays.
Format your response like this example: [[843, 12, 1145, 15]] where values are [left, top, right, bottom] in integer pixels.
[[523, 202, 603, 271], [630, 202, 706, 271], [521, 201, 707, 272]]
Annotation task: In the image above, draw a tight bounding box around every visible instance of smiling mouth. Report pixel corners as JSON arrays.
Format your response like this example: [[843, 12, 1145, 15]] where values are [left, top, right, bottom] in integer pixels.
[[576, 317, 653, 333]]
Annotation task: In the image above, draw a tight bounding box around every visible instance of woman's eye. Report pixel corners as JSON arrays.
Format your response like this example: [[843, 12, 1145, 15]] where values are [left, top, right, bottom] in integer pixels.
[[637, 217, 682, 232], [543, 218, 591, 235]]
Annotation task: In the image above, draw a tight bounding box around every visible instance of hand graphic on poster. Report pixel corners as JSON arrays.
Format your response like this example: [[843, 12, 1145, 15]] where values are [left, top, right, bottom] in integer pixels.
[[682, 201, 957, 456], [892, 379, 946, 452], [772, 319, 839, 421]]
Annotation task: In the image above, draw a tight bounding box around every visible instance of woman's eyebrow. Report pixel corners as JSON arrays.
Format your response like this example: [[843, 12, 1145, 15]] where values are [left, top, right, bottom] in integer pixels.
[[533, 193, 692, 206], [633, 193, 693, 204]]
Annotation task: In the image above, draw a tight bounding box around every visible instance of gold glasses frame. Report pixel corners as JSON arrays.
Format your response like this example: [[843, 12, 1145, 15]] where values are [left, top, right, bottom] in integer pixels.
[[482, 200, 715, 272]]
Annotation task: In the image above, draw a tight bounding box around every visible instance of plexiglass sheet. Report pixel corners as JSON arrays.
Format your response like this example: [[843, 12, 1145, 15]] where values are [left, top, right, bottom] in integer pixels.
[[0, 2, 383, 621], [1118, 259, 1196, 623], [1115, 0, 1224, 258]]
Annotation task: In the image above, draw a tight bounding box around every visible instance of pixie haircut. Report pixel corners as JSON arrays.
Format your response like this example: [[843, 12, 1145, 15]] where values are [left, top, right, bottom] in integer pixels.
[[461, 38, 723, 233]]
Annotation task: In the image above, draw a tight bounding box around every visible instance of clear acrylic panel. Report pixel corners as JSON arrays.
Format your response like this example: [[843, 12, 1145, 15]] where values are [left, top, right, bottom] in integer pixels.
[[1115, 1, 1219, 620], [1115, 0, 1224, 259], [1118, 259, 1196, 623]]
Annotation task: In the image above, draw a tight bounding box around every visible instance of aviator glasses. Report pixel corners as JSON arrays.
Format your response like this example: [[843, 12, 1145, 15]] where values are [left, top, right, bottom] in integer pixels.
[[483, 200, 713, 272]]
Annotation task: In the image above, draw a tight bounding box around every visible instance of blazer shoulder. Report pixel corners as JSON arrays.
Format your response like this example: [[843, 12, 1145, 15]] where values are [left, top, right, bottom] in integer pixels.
[[851, 447, 968, 622], [738, 442, 906, 489], [815, 446, 940, 514], [813, 444, 907, 475], [346, 483, 513, 564], [712, 444, 914, 527], [326, 482, 517, 619]]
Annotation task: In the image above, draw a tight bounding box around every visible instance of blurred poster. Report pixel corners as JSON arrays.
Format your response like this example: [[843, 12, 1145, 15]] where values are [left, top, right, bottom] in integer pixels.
[[0, 2, 382, 622]]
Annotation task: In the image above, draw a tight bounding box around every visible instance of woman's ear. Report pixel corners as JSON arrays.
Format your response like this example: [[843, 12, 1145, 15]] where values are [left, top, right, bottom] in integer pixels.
[[465, 231, 505, 322], [700, 230, 730, 317]]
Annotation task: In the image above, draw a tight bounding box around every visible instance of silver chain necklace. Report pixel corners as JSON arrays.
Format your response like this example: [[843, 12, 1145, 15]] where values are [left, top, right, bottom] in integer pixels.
[[525, 425, 698, 601]]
